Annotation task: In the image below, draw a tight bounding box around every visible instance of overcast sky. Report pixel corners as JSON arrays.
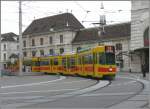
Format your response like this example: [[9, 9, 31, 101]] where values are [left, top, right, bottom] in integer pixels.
[[1, 1, 131, 34]]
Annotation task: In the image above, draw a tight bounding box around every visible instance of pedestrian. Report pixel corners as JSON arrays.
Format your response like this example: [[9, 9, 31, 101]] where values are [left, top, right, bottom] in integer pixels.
[[141, 63, 146, 78]]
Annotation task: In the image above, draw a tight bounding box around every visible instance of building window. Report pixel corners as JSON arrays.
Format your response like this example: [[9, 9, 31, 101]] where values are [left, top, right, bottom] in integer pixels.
[[23, 52, 27, 57], [40, 50, 44, 56], [32, 39, 35, 46], [60, 35, 63, 43], [23, 40, 26, 47], [3, 44, 6, 51], [60, 48, 64, 54], [4, 53, 6, 61], [40, 38, 44, 45], [143, 27, 149, 47], [49, 49, 54, 55], [116, 43, 122, 51], [17, 45, 19, 50], [32, 51, 36, 57], [49, 37, 53, 44], [77, 47, 81, 52]]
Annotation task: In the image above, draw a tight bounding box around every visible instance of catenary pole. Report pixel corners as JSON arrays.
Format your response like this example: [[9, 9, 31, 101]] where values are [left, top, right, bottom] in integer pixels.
[[0, 1, 2, 108], [148, 1, 150, 108], [0, 0, 2, 78], [19, 0, 23, 76]]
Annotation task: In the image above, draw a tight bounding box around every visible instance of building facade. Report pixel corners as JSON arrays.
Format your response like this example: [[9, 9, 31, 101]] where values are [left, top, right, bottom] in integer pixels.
[[1, 32, 19, 68], [130, 0, 149, 72], [22, 13, 84, 59]]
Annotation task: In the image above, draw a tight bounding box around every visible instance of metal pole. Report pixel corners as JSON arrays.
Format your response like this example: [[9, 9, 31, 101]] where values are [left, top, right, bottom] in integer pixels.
[[0, 1, 2, 108], [148, 1, 150, 108], [0, 0, 2, 78], [19, 0, 23, 76]]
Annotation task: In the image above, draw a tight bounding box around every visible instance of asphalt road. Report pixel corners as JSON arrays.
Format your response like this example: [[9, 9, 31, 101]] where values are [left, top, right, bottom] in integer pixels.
[[0, 74, 144, 109]]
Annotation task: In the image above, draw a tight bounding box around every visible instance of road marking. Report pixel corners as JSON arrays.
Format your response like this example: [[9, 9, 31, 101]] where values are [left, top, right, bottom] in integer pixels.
[[1, 76, 66, 89], [110, 80, 137, 87], [1, 80, 109, 108], [1, 96, 43, 100], [1, 79, 90, 89], [25, 80, 109, 103], [0, 88, 78, 95], [80, 92, 135, 97]]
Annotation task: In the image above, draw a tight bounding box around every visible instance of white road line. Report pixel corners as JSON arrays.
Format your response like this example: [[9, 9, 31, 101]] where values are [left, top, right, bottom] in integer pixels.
[[28, 80, 109, 102], [1, 80, 109, 108], [80, 92, 135, 97], [110, 80, 137, 87], [1, 76, 66, 89], [0, 88, 78, 95], [1, 96, 43, 100], [1, 79, 90, 89]]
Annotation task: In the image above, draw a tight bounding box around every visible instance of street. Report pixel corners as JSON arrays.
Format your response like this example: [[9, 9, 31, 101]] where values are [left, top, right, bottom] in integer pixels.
[[0, 73, 145, 109]]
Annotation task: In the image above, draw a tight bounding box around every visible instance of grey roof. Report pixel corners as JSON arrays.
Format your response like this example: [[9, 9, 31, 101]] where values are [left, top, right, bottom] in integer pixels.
[[1, 32, 18, 42], [72, 22, 131, 43], [23, 13, 84, 36]]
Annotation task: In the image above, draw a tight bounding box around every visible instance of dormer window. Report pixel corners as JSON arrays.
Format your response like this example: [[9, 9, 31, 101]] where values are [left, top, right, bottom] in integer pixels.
[[50, 28, 54, 32]]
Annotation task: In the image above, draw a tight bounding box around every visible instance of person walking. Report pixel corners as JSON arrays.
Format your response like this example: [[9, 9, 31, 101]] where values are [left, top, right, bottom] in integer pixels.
[[141, 63, 146, 78]]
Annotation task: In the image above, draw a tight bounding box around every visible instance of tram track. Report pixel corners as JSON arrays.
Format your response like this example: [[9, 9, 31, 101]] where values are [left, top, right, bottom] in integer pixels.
[[1, 76, 110, 108], [104, 77, 145, 108]]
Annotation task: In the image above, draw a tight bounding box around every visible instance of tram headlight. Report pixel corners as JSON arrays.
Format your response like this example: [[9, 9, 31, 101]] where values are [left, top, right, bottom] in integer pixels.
[[109, 68, 113, 71]]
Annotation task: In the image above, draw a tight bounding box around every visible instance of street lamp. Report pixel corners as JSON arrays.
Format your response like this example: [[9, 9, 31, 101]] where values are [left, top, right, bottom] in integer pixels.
[[0, 1, 1, 78], [19, 0, 23, 76]]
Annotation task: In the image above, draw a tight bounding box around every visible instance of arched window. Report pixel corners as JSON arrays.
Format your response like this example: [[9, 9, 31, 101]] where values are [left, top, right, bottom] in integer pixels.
[[143, 27, 149, 47]]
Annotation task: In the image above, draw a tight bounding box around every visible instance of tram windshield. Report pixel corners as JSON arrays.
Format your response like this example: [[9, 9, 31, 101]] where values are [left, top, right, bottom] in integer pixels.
[[105, 53, 115, 65], [99, 52, 115, 65]]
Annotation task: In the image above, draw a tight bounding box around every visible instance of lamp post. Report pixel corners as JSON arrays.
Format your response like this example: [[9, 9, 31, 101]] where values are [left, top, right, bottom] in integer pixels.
[[148, 1, 150, 108], [0, 0, 2, 78], [19, 0, 23, 76]]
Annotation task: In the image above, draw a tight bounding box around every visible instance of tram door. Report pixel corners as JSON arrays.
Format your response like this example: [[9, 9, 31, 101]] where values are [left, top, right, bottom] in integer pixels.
[[83, 53, 94, 76]]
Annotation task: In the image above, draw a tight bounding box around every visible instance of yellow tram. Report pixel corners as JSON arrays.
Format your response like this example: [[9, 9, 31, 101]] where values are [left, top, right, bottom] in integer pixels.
[[31, 45, 117, 80]]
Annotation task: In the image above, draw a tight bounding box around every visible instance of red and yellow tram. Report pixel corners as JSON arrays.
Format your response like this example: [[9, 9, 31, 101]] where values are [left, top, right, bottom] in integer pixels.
[[31, 45, 116, 80]]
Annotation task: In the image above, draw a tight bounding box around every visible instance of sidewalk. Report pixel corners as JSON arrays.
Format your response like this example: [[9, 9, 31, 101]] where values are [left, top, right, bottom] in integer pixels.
[[110, 72, 149, 109]]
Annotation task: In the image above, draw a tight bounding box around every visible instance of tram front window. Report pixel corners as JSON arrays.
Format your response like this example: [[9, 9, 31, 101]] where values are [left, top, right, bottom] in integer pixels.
[[99, 53, 115, 65], [105, 53, 115, 65]]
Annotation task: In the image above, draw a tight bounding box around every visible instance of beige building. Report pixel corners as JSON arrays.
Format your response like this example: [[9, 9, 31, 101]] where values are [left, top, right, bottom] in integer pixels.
[[130, 0, 149, 72], [22, 13, 84, 58]]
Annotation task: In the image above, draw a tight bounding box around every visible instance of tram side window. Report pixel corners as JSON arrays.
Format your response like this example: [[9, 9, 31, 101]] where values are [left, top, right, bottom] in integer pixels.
[[78, 56, 82, 65], [32, 61, 40, 66], [70, 57, 75, 68], [93, 53, 98, 64], [40, 61, 49, 66], [62, 58, 67, 68], [67, 58, 71, 68], [53, 58, 58, 65], [84, 54, 93, 64], [99, 53, 106, 65]]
